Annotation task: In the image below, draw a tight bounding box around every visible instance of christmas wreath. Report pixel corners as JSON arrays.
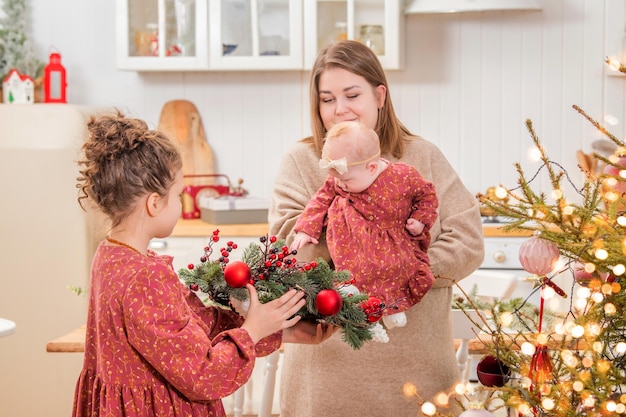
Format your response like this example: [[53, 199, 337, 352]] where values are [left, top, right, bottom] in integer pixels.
[[178, 230, 390, 350]]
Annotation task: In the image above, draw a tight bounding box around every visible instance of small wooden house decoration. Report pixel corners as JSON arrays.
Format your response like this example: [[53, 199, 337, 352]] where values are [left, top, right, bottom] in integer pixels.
[[2, 69, 35, 104]]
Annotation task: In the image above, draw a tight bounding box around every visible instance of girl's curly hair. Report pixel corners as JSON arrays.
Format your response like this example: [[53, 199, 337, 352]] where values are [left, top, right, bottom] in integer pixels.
[[76, 110, 182, 227]]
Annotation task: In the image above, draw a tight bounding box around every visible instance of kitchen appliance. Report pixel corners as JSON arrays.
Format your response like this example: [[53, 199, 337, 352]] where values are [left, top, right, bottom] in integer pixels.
[[181, 174, 246, 219], [480, 225, 538, 303]]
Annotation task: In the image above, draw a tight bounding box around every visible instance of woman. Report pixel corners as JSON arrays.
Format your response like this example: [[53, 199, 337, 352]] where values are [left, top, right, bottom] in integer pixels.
[[269, 40, 485, 416]]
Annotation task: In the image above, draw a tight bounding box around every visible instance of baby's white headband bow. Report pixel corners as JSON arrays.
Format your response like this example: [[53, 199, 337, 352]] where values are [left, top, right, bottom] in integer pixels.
[[318, 151, 381, 175]]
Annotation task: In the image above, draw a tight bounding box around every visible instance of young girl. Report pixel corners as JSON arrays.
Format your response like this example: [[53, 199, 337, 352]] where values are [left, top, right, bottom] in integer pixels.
[[73, 111, 327, 417], [291, 121, 438, 329]]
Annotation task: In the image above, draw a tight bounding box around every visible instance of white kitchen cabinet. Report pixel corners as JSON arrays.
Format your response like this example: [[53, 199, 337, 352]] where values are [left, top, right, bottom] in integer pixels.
[[303, 0, 404, 70], [208, 0, 304, 70], [116, 0, 402, 71], [116, 0, 210, 71]]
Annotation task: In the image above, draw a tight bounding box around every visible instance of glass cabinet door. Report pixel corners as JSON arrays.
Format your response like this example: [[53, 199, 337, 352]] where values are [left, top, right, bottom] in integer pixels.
[[116, 0, 209, 71], [209, 0, 303, 70], [303, 0, 403, 70]]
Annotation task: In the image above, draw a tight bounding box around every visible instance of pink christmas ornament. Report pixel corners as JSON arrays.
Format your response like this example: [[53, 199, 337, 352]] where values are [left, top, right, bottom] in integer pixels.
[[518, 232, 560, 276]]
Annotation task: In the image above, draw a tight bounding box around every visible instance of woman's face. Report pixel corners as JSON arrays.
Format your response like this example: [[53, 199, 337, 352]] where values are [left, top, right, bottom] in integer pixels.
[[318, 67, 386, 132]]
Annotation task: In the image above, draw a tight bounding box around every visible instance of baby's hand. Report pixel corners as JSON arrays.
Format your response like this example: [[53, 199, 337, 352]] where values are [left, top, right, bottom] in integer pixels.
[[290, 232, 318, 251], [406, 218, 425, 236]]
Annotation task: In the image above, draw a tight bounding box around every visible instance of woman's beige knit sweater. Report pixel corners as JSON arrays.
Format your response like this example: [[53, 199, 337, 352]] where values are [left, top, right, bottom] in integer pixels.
[[269, 136, 485, 417]]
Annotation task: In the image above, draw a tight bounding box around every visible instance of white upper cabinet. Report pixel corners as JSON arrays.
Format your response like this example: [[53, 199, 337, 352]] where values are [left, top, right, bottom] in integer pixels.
[[116, 0, 210, 71], [208, 0, 303, 70], [116, 0, 403, 71], [304, 0, 404, 70]]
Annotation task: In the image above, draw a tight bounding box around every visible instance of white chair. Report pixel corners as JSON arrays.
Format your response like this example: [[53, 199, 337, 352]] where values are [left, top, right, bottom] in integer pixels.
[[451, 270, 518, 384], [258, 350, 281, 417], [227, 349, 281, 417]]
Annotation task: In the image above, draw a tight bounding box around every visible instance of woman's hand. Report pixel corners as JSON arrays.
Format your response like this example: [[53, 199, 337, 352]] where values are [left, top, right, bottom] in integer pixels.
[[282, 320, 338, 344], [240, 285, 306, 344]]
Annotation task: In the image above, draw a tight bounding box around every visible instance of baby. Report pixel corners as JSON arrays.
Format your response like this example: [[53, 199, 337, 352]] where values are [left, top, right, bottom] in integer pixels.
[[291, 121, 438, 329]]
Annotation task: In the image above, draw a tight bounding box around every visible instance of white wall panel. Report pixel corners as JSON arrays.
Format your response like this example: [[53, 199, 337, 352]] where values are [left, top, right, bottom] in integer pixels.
[[22, 0, 623, 202]]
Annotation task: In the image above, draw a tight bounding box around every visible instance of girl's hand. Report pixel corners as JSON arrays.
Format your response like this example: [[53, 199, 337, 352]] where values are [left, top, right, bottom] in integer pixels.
[[282, 321, 338, 344], [240, 285, 306, 344]]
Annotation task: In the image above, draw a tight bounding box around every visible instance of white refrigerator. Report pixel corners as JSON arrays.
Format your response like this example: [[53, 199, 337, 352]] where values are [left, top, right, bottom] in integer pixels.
[[0, 104, 101, 417]]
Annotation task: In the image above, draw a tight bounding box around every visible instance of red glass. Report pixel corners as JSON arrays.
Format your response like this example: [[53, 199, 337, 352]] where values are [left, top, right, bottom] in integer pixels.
[[528, 344, 553, 385]]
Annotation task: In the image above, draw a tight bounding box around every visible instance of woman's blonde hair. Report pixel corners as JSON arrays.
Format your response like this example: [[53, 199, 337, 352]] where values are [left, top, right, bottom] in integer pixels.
[[307, 40, 413, 158]]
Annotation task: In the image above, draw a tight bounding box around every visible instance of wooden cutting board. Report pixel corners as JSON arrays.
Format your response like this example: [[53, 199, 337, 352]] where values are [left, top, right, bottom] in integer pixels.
[[158, 100, 215, 185]]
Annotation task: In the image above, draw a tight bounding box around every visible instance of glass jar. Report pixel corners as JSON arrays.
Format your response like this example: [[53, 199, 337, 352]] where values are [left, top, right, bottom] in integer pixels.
[[359, 24, 384, 55], [334, 22, 348, 42], [133, 23, 158, 56]]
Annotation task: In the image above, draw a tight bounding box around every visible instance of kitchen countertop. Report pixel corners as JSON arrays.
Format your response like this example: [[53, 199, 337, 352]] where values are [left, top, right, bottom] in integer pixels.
[[46, 324, 584, 355], [481, 222, 533, 237], [172, 219, 270, 237], [172, 219, 532, 238], [45, 324, 494, 354]]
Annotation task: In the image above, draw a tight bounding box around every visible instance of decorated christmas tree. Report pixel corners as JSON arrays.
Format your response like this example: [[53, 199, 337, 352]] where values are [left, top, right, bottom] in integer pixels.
[[178, 230, 394, 350], [0, 0, 42, 80], [407, 96, 626, 414]]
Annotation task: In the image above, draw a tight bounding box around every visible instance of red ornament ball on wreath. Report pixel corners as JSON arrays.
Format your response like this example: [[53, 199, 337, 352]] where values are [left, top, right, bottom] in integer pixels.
[[315, 289, 343, 316], [223, 261, 251, 288], [518, 232, 560, 276]]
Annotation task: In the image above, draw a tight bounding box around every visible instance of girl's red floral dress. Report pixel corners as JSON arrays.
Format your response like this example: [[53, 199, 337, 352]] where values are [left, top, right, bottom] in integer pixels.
[[73, 243, 281, 417]]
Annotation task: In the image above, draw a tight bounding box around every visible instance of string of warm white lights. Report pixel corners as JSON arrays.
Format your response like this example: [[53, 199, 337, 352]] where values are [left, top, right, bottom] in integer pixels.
[[405, 102, 626, 416]]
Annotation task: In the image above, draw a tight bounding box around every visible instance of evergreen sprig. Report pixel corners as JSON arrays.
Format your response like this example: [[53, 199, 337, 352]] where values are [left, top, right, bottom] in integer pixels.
[[0, 0, 43, 79], [178, 233, 377, 350]]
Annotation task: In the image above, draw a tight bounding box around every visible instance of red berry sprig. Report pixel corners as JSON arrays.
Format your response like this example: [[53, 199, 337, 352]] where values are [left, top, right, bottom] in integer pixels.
[[218, 240, 238, 265], [361, 296, 385, 323], [253, 235, 302, 281], [360, 296, 405, 323], [199, 229, 221, 263]]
